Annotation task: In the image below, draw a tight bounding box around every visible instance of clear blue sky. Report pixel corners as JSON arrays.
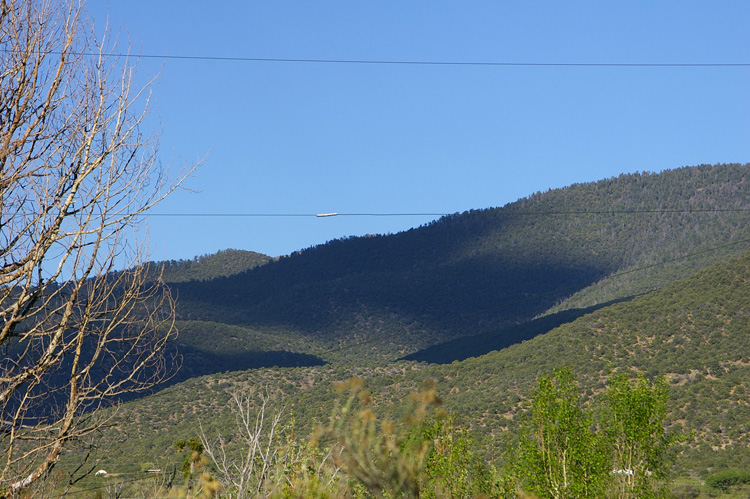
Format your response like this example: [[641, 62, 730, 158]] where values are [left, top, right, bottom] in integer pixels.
[[90, 1, 750, 261]]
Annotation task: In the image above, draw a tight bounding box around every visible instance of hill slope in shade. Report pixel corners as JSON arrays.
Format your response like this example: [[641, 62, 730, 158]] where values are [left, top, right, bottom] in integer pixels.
[[168, 320, 326, 383], [172, 164, 750, 360], [401, 297, 632, 364]]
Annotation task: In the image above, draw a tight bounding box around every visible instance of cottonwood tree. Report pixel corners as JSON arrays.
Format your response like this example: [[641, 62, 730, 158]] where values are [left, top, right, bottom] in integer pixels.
[[511, 367, 610, 499], [604, 373, 677, 499], [511, 369, 680, 499], [0, 0, 193, 492]]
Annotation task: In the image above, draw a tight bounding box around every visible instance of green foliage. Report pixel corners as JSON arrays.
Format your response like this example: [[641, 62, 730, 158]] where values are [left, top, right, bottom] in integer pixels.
[[168, 320, 326, 384], [173, 164, 750, 362], [510, 367, 610, 499], [175, 437, 205, 479], [508, 369, 682, 499], [167, 378, 500, 498], [49, 165, 750, 490], [79, 247, 750, 483], [149, 248, 271, 283], [604, 373, 678, 498], [705, 469, 750, 492], [161, 374, 681, 498], [416, 414, 495, 498]]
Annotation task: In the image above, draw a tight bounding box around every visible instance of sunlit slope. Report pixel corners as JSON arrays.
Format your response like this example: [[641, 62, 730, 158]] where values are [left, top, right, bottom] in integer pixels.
[[148, 248, 271, 283], [424, 247, 750, 473]]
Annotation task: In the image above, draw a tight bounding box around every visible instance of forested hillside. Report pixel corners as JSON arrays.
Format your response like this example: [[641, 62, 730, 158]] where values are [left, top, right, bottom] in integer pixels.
[[147, 248, 271, 283], [52, 163, 750, 497], [422, 247, 750, 473], [172, 163, 750, 360], [111, 164, 750, 399], [85, 247, 750, 481]]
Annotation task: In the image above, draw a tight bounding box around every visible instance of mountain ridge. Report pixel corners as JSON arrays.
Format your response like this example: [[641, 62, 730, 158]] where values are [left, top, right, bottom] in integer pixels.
[[171, 163, 750, 361], [147, 248, 271, 283]]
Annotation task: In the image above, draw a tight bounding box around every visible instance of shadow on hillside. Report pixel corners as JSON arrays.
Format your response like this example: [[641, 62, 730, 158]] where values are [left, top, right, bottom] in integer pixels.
[[115, 348, 327, 404], [400, 297, 635, 364], [175, 250, 611, 345], [173, 347, 327, 382], [22, 347, 327, 416]]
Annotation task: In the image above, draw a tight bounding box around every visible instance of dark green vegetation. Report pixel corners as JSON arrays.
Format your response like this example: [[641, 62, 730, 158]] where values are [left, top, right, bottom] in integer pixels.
[[166, 320, 325, 383], [704, 469, 750, 492], [147, 248, 271, 283], [402, 300, 629, 364], [142, 249, 329, 387], [56, 164, 750, 496]]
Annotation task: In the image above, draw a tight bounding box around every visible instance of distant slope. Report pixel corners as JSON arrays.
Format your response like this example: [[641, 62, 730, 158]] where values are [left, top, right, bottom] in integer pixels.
[[149, 248, 271, 283], [90, 248, 750, 477], [139, 250, 322, 389], [173, 164, 750, 360]]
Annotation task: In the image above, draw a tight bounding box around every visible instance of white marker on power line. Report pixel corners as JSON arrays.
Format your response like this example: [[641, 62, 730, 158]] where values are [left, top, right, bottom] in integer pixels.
[[316, 212, 338, 217]]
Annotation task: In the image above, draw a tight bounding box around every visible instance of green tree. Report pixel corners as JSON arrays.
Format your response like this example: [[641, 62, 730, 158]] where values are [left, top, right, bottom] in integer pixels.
[[603, 373, 679, 499], [174, 438, 221, 498], [511, 367, 610, 499], [415, 414, 495, 498], [175, 438, 205, 480], [705, 469, 750, 493]]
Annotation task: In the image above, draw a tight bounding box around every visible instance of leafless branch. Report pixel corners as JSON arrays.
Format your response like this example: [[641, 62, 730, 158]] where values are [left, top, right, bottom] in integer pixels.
[[0, 0, 196, 492]]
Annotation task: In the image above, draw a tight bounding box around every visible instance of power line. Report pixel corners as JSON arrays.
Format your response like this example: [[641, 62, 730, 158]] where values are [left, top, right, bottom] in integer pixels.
[[139, 208, 750, 218], [141, 212, 448, 218], [45, 51, 750, 68], [61, 472, 171, 497]]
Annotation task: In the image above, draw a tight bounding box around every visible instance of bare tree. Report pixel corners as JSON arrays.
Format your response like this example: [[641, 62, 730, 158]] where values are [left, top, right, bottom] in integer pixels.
[[200, 392, 285, 498], [0, 0, 193, 492], [200, 391, 341, 498]]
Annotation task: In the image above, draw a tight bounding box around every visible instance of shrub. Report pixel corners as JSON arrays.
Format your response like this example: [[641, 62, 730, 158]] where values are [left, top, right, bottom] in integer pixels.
[[705, 469, 750, 492]]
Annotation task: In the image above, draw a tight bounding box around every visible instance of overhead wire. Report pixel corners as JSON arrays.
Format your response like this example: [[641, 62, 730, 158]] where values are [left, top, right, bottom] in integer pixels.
[[38, 50, 750, 68], [33, 48, 746, 223], [59, 470, 174, 497], [140, 207, 750, 218], [140, 212, 449, 217]]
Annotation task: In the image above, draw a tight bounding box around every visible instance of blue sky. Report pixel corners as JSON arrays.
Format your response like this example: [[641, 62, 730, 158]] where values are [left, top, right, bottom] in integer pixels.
[[90, 1, 750, 261]]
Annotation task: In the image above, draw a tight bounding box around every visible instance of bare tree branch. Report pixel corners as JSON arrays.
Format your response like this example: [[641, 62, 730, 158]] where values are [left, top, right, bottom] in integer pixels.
[[0, 0, 196, 492], [200, 392, 285, 498]]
